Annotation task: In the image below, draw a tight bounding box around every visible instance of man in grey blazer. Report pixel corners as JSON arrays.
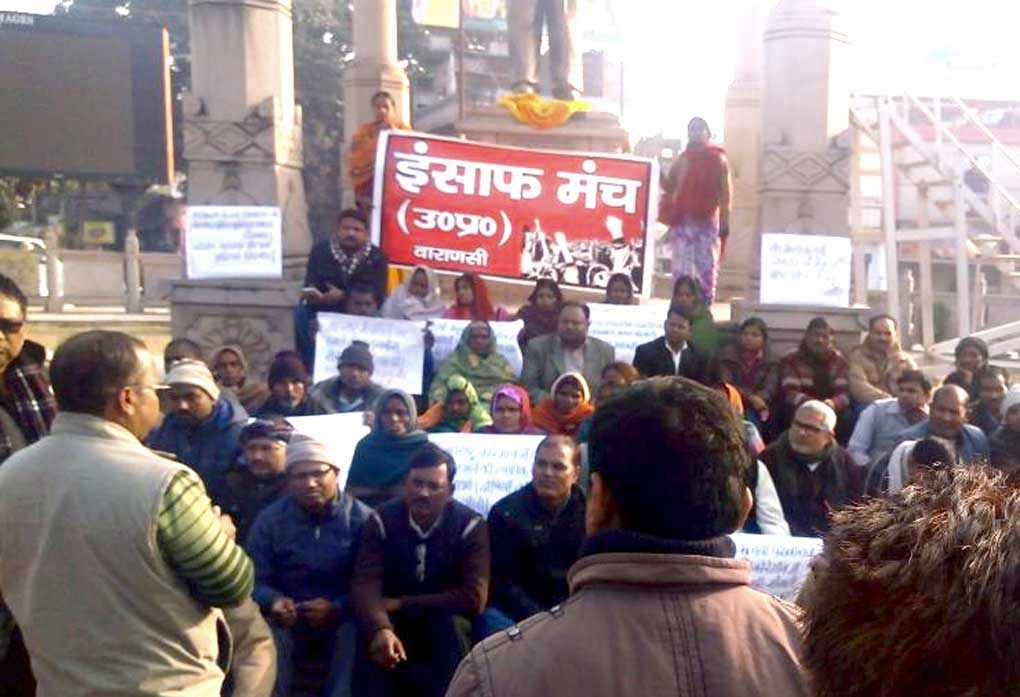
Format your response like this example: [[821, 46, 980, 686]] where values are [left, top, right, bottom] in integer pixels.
[[521, 301, 616, 403]]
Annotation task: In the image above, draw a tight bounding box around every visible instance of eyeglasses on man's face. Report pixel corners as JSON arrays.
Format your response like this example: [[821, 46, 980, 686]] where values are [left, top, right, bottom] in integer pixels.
[[0, 318, 25, 337]]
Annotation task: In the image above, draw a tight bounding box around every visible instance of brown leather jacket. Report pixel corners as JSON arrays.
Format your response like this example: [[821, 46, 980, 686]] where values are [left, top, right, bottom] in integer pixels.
[[446, 551, 811, 697]]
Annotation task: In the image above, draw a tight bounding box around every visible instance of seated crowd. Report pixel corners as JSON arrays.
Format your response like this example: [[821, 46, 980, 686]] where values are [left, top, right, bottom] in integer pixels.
[[1, 245, 1019, 697]]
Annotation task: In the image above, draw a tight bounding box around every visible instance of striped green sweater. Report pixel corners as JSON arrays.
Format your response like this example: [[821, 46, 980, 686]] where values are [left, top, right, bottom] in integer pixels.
[[157, 470, 254, 607]]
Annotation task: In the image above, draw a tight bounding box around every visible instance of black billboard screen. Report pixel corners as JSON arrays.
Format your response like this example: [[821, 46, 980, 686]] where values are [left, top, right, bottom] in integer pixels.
[[0, 12, 172, 184]]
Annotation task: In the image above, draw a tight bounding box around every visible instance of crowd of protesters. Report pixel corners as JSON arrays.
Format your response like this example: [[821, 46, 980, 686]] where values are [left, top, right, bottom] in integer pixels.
[[1, 225, 1019, 697]]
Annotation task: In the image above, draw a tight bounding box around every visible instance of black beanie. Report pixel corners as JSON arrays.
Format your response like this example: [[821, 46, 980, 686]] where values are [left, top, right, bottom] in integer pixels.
[[268, 350, 309, 387], [338, 341, 374, 373]]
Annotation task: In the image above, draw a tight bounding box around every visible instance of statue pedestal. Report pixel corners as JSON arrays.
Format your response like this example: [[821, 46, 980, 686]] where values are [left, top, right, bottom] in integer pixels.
[[455, 101, 629, 154], [730, 299, 870, 356], [169, 279, 300, 382]]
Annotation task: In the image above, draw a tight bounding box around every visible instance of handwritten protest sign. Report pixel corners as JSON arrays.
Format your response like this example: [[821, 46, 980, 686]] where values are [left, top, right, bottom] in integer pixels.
[[426, 318, 525, 376], [588, 301, 665, 364], [286, 412, 370, 488], [185, 206, 282, 280], [760, 233, 851, 307], [313, 314, 425, 394], [731, 532, 823, 601], [429, 433, 543, 516]]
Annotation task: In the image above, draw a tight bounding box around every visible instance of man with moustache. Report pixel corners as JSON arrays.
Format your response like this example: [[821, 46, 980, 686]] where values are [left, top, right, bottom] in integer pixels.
[[295, 208, 389, 368], [521, 301, 615, 403], [0, 330, 254, 696], [218, 419, 294, 544], [761, 400, 860, 537], [351, 444, 489, 697], [147, 359, 248, 500], [246, 437, 373, 697], [478, 435, 586, 638]]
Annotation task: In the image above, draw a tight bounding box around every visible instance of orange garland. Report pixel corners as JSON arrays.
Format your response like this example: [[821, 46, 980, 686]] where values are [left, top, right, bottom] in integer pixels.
[[498, 93, 591, 129]]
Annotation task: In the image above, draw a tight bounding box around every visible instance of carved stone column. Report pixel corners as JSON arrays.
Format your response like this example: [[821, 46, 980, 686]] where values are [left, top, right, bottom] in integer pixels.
[[174, 0, 312, 370], [759, 0, 852, 243], [182, 0, 311, 273]]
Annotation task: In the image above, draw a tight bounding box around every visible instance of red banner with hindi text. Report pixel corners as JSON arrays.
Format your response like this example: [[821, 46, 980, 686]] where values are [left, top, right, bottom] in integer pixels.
[[370, 132, 658, 294]]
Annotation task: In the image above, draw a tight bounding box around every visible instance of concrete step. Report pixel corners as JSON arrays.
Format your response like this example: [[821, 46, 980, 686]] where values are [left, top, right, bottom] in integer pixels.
[[25, 307, 172, 358]]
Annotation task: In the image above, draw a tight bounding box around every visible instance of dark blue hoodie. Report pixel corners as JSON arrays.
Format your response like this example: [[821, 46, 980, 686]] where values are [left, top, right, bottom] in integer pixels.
[[147, 396, 248, 499]]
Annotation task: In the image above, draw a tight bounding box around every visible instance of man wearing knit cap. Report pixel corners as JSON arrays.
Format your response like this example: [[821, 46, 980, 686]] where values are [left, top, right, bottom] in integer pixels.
[[247, 436, 373, 697], [255, 351, 315, 419], [309, 341, 384, 415], [220, 418, 294, 544], [147, 359, 249, 499]]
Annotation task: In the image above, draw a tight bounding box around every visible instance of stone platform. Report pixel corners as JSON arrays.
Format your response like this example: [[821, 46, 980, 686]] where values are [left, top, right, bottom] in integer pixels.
[[25, 307, 172, 358], [455, 100, 629, 154]]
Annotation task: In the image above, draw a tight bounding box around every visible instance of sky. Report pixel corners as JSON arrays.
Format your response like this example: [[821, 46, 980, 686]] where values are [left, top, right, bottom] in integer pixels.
[[7, 0, 1020, 141]]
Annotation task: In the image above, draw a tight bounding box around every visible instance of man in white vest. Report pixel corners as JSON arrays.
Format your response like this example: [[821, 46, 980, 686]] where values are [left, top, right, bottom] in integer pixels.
[[0, 330, 255, 697]]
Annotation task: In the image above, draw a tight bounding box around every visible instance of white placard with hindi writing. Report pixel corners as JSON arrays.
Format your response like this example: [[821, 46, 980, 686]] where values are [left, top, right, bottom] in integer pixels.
[[286, 412, 370, 489], [587, 302, 666, 364], [185, 206, 282, 280], [426, 319, 525, 377], [313, 313, 425, 394], [429, 433, 543, 516], [731, 532, 823, 601], [760, 233, 852, 307]]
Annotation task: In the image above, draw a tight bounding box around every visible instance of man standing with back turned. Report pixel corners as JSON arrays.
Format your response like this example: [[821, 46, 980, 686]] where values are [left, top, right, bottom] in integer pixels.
[[0, 330, 254, 696], [447, 377, 809, 697]]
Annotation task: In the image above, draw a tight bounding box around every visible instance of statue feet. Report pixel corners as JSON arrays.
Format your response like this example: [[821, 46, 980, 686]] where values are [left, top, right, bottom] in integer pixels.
[[512, 81, 538, 95], [552, 84, 581, 102]]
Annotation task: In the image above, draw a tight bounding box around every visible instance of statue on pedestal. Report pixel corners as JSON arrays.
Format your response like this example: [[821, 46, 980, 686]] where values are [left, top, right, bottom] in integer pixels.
[[508, 0, 582, 100]]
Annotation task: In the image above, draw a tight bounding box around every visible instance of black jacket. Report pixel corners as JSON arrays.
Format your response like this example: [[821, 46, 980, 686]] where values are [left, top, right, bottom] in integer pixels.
[[632, 337, 708, 381], [487, 484, 586, 621], [761, 434, 861, 537], [217, 468, 288, 548], [303, 241, 389, 310]]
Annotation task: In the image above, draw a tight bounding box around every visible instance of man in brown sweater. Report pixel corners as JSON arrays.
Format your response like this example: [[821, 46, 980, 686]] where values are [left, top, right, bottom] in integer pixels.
[[351, 443, 489, 697]]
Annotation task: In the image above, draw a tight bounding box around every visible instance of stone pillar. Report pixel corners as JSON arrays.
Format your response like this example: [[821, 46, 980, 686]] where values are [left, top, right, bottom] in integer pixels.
[[719, 3, 766, 299], [182, 0, 311, 274], [341, 0, 410, 203], [759, 0, 852, 240]]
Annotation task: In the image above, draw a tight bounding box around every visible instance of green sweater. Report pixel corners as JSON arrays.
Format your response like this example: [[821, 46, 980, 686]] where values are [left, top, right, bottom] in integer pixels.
[[157, 470, 254, 607]]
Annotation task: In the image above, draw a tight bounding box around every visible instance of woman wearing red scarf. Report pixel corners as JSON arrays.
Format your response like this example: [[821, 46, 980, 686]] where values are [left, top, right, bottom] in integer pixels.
[[443, 272, 512, 321], [661, 117, 731, 304]]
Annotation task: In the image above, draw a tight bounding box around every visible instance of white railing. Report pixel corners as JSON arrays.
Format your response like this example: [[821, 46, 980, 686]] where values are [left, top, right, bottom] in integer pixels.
[[897, 93, 1020, 251]]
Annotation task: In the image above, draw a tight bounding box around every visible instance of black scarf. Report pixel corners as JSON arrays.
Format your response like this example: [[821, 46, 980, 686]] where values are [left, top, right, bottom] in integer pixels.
[[580, 528, 736, 559]]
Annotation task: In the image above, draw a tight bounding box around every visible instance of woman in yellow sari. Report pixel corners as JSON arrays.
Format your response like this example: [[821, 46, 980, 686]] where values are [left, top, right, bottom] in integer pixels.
[[348, 91, 410, 209]]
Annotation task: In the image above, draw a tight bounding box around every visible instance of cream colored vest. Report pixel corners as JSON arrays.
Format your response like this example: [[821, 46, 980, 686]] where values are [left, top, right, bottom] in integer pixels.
[[0, 413, 226, 697]]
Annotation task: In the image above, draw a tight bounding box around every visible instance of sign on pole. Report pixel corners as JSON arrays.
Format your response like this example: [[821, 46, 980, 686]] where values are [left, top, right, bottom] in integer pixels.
[[185, 206, 282, 280], [760, 233, 852, 307]]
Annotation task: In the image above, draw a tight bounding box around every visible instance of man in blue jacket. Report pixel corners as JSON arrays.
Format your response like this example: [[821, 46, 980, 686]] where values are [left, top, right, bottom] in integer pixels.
[[146, 359, 247, 500], [247, 437, 373, 697], [891, 384, 989, 465]]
